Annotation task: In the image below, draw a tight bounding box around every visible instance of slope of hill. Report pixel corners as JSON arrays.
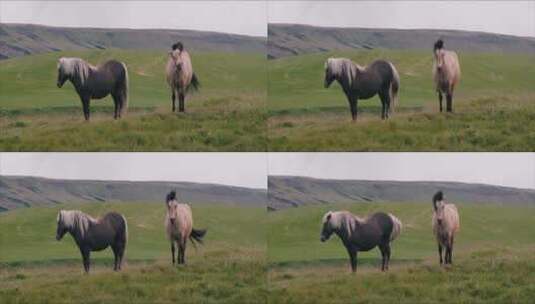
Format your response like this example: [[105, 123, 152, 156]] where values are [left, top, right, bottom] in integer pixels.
[[0, 176, 267, 211], [268, 24, 535, 58], [268, 176, 535, 210], [0, 23, 266, 59]]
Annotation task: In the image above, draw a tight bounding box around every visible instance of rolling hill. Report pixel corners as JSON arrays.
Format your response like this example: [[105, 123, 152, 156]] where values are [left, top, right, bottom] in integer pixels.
[[268, 176, 535, 210], [0, 175, 267, 211], [268, 24, 535, 59], [0, 23, 266, 59]]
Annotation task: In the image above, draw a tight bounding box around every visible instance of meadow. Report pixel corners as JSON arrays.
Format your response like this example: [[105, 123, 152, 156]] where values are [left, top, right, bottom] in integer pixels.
[[0, 202, 267, 303], [0, 49, 266, 151], [268, 202, 535, 303], [268, 50, 535, 151]]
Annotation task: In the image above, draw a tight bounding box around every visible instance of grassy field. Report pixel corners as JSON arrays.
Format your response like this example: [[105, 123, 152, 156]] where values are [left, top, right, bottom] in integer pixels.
[[268, 202, 535, 303], [268, 50, 535, 151], [0, 49, 266, 151], [0, 202, 267, 303]]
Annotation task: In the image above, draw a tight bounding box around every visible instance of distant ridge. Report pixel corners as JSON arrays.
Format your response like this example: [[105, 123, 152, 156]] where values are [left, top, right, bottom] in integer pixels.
[[0, 176, 267, 211], [268, 176, 535, 210], [0, 23, 266, 60], [268, 24, 535, 59]]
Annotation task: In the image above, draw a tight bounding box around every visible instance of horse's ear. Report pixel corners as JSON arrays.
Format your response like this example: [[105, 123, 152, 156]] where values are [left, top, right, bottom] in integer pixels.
[[326, 212, 332, 221]]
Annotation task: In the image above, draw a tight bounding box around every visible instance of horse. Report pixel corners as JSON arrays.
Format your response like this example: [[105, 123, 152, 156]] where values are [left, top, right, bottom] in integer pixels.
[[55, 210, 128, 273], [433, 40, 461, 112], [57, 57, 129, 120], [432, 191, 460, 265], [324, 57, 400, 121], [320, 210, 402, 273], [165, 191, 206, 265], [165, 42, 200, 112]]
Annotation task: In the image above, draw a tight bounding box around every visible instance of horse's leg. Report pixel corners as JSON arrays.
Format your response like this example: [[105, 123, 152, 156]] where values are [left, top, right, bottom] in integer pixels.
[[379, 245, 386, 271], [171, 90, 176, 112], [179, 93, 185, 113], [181, 240, 187, 265], [112, 93, 119, 120], [446, 93, 453, 113], [438, 243, 443, 265], [346, 246, 357, 273], [171, 241, 176, 265], [347, 95, 358, 122], [438, 92, 443, 113], [379, 91, 388, 120], [80, 96, 91, 121], [112, 245, 119, 271], [80, 248, 90, 273]]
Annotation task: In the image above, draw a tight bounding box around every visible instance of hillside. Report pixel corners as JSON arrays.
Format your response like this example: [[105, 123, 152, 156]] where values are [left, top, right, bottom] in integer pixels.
[[268, 24, 535, 58], [0, 175, 267, 211], [0, 23, 266, 59], [268, 176, 535, 210]]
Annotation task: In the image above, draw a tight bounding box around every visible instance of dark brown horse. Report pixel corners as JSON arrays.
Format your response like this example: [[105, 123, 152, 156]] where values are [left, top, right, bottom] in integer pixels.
[[57, 57, 129, 120], [56, 210, 128, 273], [320, 211, 402, 273], [324, 58, 400, 121]]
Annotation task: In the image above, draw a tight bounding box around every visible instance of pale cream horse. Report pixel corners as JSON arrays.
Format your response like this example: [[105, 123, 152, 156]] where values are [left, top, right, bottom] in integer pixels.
[[165, 42, 199, 112], [433, 39, 461, 112], [165, 191, 206, 265], [432, 191, 460, 265]]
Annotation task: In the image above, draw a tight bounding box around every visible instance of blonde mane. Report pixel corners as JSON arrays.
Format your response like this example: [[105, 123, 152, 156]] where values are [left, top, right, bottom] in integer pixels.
[[58, 210, 95, 239], [58, 57, 94, 86]]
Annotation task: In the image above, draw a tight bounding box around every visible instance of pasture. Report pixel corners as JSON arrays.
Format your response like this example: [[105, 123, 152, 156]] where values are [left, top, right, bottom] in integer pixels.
[[268, 50, 535, 151], [268, 202, 535, 303], [0, 202, 267, 303], [0, 49, 266, 151]]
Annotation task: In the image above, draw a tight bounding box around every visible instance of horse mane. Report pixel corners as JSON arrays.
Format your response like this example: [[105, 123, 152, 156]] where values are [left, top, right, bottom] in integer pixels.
[[58, 57, 92, 86], [326, 58, 361, 86], [58, 210, 95, 238], [166, 190, 177, 203], [172, 42, 184, 52], [434, 39, 444, 51]]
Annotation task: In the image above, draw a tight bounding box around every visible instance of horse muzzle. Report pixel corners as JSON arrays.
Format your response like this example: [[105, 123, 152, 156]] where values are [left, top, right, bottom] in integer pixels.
[[57, 81, 63, 88], [320, 236, 327, 242]]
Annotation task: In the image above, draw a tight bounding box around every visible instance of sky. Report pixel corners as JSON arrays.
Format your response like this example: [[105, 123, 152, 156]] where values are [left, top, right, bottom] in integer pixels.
[[269, 1, 535, 38], [0, 1, 267, 37], [269, 153, 535, 190], [0, 153, 267, 189]]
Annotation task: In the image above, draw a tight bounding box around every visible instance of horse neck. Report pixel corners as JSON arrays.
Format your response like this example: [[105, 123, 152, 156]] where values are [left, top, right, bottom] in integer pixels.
[[67, 212, 94, 242]]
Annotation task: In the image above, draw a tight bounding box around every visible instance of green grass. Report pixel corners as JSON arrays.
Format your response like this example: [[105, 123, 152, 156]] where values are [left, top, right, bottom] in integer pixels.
[[267, 202, 535, 303], [0, 202, 267, 303], [0, 49, 266, 151], [268, 50, 535, 151]]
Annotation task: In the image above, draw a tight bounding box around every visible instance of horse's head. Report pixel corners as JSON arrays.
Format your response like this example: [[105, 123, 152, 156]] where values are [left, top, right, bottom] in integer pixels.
[[56, 58, 70, 88], [433, 191, 446, 225], [324, 59, 337, 88], [320, 211, 335, 242], [433, 40, 445, 70], [168, 50, 184, 73], [56, 210, 68, 240], [166, 191, 178, 225]]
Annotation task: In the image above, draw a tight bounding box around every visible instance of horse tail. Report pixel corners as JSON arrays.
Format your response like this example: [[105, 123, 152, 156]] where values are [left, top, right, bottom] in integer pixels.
[[121, 62, 129, 116], [189, 228, 206, 246], [188, 73, 200, 92], [389, 62, 400, 111], [120, 214, 128, 246], [388, 213, 402, 242]]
